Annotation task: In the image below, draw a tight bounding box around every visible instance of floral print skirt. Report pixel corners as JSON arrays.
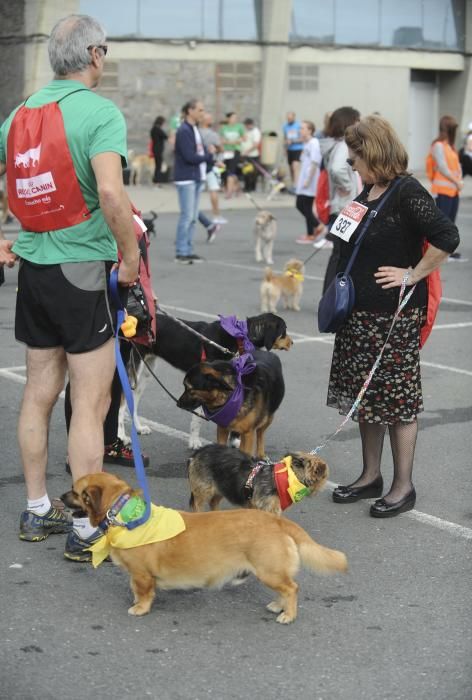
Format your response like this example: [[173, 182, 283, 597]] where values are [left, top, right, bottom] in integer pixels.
[[327, 308, 424, 424]]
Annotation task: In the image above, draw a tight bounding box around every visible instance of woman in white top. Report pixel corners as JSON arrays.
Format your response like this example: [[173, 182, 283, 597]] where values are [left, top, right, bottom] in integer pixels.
[[295, 120, 322, 244]]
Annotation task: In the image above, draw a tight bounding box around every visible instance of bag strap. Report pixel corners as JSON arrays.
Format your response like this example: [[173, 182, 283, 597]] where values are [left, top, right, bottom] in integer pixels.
[[344, 177, 403, 276]]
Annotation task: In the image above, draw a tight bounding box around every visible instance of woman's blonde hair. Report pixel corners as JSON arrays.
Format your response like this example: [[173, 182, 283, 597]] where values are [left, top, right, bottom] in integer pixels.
[[345, 115, 409, 184]]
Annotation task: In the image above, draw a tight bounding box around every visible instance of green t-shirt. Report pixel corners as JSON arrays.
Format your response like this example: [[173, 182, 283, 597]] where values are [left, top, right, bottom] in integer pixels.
[[220, 123, 245, 152], [0, 79, 127, 264]]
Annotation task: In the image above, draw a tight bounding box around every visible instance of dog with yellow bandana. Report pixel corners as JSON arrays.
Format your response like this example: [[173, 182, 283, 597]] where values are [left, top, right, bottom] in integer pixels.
[[188, 444, 328, 514], [260, 258, 305, 313], [62, 471, 346, 623]]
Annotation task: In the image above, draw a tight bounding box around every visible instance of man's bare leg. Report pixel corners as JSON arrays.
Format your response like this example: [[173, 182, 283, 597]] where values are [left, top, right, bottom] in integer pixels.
[[67, 338, 115, 482], [18, 346, 67, 500]]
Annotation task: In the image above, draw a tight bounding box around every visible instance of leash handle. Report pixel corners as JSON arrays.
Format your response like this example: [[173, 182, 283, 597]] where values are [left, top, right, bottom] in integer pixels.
[[109, 269, 151, 529]]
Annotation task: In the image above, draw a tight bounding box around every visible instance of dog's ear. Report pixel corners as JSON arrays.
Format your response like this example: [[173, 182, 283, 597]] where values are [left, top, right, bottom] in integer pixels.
[[263, 323, 279, 351], [80, 485, 104, 520]]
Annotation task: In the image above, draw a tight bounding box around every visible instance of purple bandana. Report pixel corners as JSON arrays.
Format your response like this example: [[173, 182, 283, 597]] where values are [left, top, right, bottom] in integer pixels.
[[219, 315, 255, 353], [203, 353, 256, 427]]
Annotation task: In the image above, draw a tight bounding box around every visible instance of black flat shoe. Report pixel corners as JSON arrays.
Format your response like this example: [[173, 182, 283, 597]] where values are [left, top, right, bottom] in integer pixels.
[[369, 488, 416, 518], [332, 476, 383, 503]]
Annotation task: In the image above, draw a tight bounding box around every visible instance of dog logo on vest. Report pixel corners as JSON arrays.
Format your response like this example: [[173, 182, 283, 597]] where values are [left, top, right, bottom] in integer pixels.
[[15, 144, 41, 168]]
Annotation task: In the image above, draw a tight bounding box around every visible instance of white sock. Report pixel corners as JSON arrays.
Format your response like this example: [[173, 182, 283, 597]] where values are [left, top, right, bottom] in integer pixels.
[[72, 517, 98, 540], [27, 494, 52, 515]]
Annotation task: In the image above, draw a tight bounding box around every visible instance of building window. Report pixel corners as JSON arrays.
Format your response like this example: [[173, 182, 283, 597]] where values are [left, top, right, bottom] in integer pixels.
[[216, 63, 256, 91], [80, 0, 261, 41], [288, 64, 319, 92], [289, 0, 465, 52]]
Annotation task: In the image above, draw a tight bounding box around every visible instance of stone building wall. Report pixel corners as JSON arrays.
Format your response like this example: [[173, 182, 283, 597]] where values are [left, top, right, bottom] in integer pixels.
[[0, 0, 26, 122]]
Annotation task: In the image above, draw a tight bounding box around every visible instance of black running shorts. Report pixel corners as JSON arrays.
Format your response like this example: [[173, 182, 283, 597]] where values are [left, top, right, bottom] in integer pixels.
[[15, 260, 116, 354]]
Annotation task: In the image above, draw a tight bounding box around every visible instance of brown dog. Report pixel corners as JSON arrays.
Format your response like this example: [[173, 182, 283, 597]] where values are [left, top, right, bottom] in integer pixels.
[[260, 258, 305, 313], [62, 472, 347, 623], [188, 444, 329, 514]]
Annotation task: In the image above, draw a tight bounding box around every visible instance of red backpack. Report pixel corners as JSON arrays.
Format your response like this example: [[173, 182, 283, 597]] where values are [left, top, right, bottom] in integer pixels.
[[6, 90, 91, 232], [420, 241, 441, 349], [315, 167, 330, 224]]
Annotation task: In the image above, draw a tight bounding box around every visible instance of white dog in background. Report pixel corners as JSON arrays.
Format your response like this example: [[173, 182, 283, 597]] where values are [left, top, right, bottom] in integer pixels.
[[254, 210, 277, 265]]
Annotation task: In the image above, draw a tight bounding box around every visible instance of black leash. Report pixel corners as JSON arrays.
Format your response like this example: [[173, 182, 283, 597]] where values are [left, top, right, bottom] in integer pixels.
[[126, 340, 210, 422]]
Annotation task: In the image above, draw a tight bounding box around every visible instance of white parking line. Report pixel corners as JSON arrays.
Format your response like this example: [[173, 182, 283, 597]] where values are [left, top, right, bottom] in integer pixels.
[[1, 367, 471, 541]]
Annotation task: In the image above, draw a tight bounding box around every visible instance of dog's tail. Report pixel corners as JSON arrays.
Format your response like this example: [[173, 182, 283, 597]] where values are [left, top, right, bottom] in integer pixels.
[[263, 267, 274, 282], [281, 518, 348, 575]]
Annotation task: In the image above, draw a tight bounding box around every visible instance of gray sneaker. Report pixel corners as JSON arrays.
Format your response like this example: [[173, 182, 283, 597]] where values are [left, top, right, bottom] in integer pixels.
[[19, 506, 72, 542], [207, 223, 221, 243]]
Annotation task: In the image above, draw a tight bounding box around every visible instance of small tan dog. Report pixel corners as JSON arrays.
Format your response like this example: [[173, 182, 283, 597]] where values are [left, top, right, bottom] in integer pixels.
[[62, 472, 348, 624], [129, 151, 154, 185], [260, 258, 305, 313], [254, 210, 277, 264]]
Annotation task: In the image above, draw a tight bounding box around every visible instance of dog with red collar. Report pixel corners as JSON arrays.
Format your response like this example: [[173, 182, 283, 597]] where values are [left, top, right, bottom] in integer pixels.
[[188, 443, 329, 515]]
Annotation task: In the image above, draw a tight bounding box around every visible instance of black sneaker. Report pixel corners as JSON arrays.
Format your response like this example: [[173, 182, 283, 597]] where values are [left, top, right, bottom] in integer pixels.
[[64, 528, 105, 562], [174, 255, 193, 264], [187, 254, 204, 263], [19, 506, 72, 542], [448, 252, 466, 262], [104, 438, 150, 468]]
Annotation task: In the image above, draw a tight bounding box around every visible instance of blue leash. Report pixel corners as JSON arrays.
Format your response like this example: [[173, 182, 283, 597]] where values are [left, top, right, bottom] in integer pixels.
[[109, 268, 151, 530]]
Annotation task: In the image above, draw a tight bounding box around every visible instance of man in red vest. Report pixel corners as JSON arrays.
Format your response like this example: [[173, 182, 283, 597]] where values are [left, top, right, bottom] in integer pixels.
[[0, 14, 139, 561]]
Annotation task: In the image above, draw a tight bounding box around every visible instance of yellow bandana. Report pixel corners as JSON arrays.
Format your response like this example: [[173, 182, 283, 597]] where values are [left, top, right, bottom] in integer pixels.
[[284, 269, 304, 282], [90, 503, 186, 568]]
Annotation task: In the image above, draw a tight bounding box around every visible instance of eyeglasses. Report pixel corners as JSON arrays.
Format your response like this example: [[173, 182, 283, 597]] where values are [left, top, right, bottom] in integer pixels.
[[87, 44, 108, 56]]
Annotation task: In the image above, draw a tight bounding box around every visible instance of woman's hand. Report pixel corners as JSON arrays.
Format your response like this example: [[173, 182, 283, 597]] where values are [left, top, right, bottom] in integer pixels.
[[374, 266, 414, 289]]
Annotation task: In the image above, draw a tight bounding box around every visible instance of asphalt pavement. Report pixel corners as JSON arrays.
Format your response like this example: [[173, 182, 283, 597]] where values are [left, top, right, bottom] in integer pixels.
[[0, 182, 471, 700]]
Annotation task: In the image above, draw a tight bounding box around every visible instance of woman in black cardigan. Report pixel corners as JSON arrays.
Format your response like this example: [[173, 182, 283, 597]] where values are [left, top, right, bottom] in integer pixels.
[[329, 115, 459, 517]]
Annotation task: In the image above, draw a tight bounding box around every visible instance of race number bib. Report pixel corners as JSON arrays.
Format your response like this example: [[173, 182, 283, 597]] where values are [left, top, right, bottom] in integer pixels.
[[330, 201, 369, 242]]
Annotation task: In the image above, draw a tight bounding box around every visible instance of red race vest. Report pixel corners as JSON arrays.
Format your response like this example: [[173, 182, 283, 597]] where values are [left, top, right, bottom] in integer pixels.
[[6, 90, 91, 232]]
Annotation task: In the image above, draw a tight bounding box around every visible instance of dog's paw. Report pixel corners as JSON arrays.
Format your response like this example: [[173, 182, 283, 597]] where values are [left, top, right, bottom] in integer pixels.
[[266, 259, 274, 266], [128, 603, 151, 616], [188, 436, 204, 449], [276, 611, 295, 624], [137, 424, 152, 435], [266, 601, 283, 614]]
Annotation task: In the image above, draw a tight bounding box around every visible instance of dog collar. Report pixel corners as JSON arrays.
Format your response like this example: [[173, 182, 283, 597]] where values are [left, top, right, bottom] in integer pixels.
[[203, 353, 256, 427], [284, 269, 304, 282], [274, 457, 311, 511], [218, 315, 255, 353], [98, 493, 133, 532]]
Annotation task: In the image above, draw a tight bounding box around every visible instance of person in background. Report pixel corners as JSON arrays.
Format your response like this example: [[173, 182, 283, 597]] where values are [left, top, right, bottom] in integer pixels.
[[283, 111, 304, 187], [240, 118, 261, 193], [329, 115, 459, 518], [0, 14, 140, 560], [199, 112, 227, 225], [174, 98, 215, 264], [220, 112, 244, 199], [458, 129, 472, 177], [294, 120, 322, 244], [319, 106, 361, 289], [150, 115, 167, 185], [428, 115, 463, 261]]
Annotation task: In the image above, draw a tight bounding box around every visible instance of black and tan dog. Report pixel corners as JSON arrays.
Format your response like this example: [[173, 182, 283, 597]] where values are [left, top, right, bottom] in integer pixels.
[[177, 349, 284, 457], [63, 472, 347, 623], [118, 312, 292, 448], [188, 444, 329, 514]]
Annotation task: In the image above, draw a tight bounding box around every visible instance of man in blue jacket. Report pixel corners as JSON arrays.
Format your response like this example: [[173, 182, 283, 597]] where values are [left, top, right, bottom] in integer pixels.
[[174, 99, 215, 264]]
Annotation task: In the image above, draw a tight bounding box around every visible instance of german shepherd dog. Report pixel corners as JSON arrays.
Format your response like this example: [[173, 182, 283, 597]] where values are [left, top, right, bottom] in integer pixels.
[[118, 313, 292, 449], [176, 349, 284, 457], [188, 444, 329, 514], [63, 472, 347, 623]]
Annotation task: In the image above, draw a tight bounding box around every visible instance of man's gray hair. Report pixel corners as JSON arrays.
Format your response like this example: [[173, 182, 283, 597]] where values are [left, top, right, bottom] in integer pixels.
[[48, 14, 106, 76]]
